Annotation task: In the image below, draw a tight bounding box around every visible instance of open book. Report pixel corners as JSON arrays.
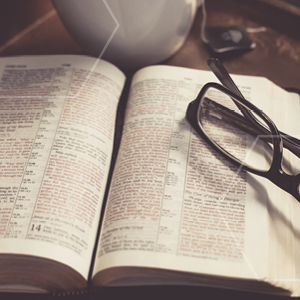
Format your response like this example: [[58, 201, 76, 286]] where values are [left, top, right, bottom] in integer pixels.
[[0, 55, 300, 296]]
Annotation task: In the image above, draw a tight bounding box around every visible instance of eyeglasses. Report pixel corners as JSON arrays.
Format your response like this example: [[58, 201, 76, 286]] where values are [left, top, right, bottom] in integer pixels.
[[186, 58, 300, 202]]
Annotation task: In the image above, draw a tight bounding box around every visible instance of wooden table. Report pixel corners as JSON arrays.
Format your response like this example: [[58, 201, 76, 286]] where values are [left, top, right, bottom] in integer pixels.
[[0, 0, 300, 299]]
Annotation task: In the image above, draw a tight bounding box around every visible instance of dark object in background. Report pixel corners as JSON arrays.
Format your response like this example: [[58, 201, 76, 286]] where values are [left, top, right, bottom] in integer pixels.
[[205, 25, 256, 54]]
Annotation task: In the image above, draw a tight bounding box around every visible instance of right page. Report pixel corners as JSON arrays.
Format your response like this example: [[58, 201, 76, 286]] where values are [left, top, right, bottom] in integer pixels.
[[93, 65, 299, 294], [267, 85, 300, 296]]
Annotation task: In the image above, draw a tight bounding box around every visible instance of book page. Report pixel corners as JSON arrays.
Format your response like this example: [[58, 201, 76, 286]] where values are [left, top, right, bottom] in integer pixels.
[[93, 65, 298, 289], [0, 55, 125, 279], [271, 89, 300, 295], [233, 77, 299, 292]]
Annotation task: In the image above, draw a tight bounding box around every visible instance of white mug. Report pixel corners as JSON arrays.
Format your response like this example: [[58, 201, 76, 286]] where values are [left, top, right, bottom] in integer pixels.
[[52, 0, 203, 69]]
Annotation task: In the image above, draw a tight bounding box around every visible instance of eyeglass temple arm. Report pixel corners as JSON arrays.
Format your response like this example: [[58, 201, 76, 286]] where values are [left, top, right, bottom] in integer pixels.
[[207, 58, 271, 128], [207, 58, 270, 133], [207, 58, 244, 98], [205, 98, 300, 158], [207, 58, 300, 155]]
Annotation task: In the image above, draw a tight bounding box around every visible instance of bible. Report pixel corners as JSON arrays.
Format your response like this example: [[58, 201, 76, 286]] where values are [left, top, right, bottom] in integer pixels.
[[0, 55, 300, 296]]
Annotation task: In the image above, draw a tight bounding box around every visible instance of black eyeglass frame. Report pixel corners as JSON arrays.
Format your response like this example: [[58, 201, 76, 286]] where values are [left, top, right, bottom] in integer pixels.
[[186, 82, 300, 202]]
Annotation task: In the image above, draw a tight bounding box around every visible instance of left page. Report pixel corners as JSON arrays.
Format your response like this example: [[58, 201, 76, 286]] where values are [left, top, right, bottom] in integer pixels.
[[0, 55, 125, 284]]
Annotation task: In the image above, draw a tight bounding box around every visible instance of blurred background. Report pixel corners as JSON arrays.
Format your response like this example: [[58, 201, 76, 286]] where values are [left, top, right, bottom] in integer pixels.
[[0, 0, 300, 88]]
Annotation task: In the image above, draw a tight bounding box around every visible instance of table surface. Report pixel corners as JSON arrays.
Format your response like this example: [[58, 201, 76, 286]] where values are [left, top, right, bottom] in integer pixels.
[[0, 0, 300, 299], [1, 0, 300, 88]]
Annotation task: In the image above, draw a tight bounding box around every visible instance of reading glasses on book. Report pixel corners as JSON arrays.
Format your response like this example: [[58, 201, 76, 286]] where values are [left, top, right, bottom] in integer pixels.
[[186, 58, 300, 202]]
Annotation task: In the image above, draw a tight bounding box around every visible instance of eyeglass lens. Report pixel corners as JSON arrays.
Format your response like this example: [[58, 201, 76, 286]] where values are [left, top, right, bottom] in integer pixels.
[[198, 87, 274, 172]]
